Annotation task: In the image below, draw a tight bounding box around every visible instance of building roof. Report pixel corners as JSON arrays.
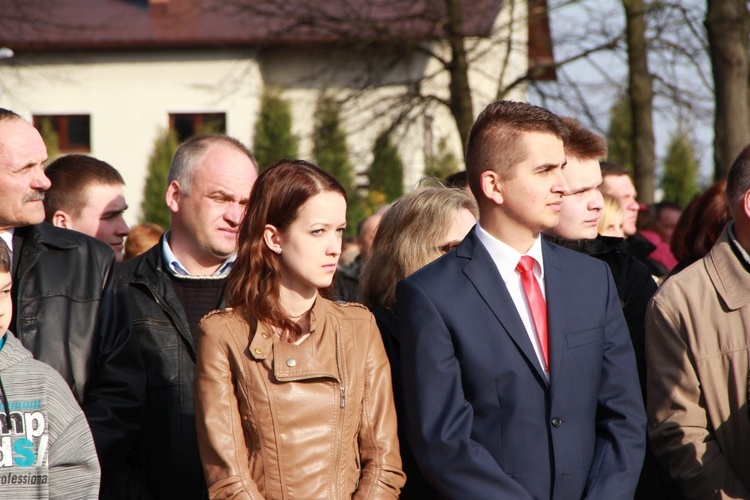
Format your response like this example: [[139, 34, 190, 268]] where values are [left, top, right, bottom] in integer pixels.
[[1, 0, 505, 50]]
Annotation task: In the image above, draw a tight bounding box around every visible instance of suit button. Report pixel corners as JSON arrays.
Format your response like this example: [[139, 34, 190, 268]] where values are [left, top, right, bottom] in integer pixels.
[[261, 332, 269, 339], [254, 348, 262, 355], [551, 417, 562, 427], [286, 358, 296, 367]]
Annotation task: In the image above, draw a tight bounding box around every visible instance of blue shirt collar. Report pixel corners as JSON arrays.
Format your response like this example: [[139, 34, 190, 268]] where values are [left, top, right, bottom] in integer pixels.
[[161, 230, 236, 277]]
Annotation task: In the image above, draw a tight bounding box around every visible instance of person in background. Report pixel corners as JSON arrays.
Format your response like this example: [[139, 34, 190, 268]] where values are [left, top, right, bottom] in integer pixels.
[[118, 134, 258, 499], [636, 204, 678, 272], [360, 186, 477, 499], [44, 154, 131, 262], [124, 222, 164, 261], [647, 145, 750, 498], [194, 160, 405, 498], [338, 234, 359, 266], [599, 194, 625, 238], [600, 162, 670, 277], [653, 201, 682, 246], [332, 212, 382, 302], [0, 108, 144, 497], [669, 180, 731, 276], [544, 117, 662, 498], [443, 170, 472, 196], [0, 238, 101, 498]]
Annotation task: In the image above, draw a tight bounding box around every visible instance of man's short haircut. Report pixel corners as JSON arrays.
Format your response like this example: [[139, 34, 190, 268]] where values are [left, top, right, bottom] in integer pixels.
[[0, 238, 10, 273], [0, 108, 21, 123], [600, 161, 630, 179], [560, 117, 608, 161], [465, 100, 569, 199], [44, 154, 125, 221], [167, 135, 258, 196], [726, 144, 750, 211]]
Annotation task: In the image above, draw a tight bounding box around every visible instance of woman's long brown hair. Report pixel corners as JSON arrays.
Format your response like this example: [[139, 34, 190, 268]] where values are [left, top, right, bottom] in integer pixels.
[[225, 159, 347, 337]]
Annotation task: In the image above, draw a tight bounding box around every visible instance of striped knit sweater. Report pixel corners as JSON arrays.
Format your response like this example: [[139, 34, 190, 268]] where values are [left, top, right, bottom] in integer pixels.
[[0, 332, 100, 499]]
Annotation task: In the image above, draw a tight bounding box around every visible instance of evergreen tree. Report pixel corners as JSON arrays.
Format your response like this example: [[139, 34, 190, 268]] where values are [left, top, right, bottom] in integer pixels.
[[253, 88, 298, 171], [36, 117, 60, 162], [368, 131, 404, 202], [661, 131, 700, 207], [424, 136, 460, 179], [606, 94, 634, 174], [313, 97, 355, 195], [312, 97, 361, 234], [140, 128, 178, 229]]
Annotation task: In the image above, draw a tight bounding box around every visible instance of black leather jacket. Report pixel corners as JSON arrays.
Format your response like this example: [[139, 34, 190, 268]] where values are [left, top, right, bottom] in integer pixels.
[[117, 238, 216, 499], [11, 223, 145, 494]]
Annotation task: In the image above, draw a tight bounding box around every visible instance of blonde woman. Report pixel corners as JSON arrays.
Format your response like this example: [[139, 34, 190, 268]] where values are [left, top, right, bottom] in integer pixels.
[[360, 187, 477, 498], [194, 160, 405, 499], [598, 193, 625, 238]]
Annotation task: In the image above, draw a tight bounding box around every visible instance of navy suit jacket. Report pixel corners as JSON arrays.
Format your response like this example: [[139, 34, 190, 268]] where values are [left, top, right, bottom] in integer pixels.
[[396, 229, 645, 499]]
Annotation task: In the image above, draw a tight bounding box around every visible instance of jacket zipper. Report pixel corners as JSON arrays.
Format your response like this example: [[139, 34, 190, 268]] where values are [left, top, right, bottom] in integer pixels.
[[333, 323, 345, 498]]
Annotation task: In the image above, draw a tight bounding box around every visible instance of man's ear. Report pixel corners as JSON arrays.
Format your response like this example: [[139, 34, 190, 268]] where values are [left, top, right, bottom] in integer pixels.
[[165, 181, 181, 214], [479, 170, 504, 206], [742, 190, 750, 220], [51, 210, 71, 229], [263, 224, 283, 253]]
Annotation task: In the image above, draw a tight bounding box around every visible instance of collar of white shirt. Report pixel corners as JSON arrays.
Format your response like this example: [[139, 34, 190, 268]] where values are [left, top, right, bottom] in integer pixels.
[[475, 222, 545, 293]]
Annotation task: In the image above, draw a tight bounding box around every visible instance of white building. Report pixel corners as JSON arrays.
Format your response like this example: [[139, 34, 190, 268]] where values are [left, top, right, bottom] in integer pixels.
[[0, 0, 554, 224]]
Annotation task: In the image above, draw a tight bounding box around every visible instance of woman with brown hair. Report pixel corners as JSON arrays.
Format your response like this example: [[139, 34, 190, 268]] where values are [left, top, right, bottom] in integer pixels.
[[360, 186, 477, 498], [670, 179, 731, 275], [193, 160, 405, 499]]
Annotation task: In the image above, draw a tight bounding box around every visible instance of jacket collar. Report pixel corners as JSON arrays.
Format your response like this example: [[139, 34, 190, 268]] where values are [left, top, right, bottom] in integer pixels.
[[458, 229, 553, 385], [706, 224, 750, 311], [457, 229, 573, 392], [124, 235, 202, 355], [15, 222, 82, 250], [13, 223, 81, 280], [248, 299, 341, 382]]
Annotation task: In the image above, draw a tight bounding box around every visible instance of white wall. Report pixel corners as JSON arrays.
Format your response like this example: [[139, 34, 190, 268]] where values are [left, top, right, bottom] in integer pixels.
[[0, 50, 262, 225]]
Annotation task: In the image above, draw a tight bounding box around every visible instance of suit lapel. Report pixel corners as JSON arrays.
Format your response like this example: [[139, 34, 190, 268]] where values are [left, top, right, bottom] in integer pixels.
[[460, 231, 548, 384], [541, 241, 569, 398]]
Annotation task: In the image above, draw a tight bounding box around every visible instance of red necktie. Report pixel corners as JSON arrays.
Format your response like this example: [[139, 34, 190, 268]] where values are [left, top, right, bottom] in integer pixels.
[[516, 255, 549, 371]]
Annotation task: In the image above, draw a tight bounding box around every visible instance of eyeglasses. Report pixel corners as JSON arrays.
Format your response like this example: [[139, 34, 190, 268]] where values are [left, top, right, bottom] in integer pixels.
[[437, 241, 461, 254]]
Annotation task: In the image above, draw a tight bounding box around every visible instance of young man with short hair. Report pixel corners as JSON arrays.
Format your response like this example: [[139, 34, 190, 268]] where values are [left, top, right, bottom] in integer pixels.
[[397, 101, 645, 499], [44, 154, 130, 261], [546, 117, 664, 498]]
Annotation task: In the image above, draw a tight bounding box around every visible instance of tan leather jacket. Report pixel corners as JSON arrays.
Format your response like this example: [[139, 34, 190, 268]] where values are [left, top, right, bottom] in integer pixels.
[[194, 298, 405, 499]]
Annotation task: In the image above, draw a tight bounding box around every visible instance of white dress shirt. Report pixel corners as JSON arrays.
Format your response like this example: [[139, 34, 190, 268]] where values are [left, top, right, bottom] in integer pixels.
[[475, 222, 549, 378]]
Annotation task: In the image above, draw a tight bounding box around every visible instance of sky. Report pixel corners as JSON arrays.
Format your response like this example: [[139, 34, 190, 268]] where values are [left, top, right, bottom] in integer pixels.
[[529, 0, 715, 186]]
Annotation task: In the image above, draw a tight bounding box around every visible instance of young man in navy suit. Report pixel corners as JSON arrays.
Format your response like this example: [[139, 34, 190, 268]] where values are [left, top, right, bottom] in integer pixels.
[[396, 101, 645, 499]]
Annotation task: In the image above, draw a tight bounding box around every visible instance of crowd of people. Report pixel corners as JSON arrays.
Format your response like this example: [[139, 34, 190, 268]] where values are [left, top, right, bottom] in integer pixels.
[[0, 100, 747, 499]]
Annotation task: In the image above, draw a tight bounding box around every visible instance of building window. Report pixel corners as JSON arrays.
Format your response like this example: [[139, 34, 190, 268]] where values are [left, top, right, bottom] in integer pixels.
[[169, 113, 226, 142], [33, 114, 91, 153]]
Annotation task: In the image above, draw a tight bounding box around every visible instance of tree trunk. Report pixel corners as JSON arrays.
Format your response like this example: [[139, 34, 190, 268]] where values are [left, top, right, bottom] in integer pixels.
[[444, 0, 474, 156], [622, 0, 656, 203], [706, 0, 750, 180]]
